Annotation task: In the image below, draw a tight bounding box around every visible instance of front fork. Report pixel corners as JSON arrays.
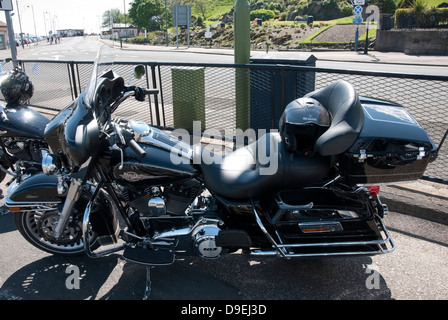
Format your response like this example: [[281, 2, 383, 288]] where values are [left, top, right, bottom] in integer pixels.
[[54, 178, 83, 239]]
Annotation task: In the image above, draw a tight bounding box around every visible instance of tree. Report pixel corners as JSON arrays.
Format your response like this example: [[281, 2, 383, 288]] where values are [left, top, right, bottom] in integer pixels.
[[128, 0, 165, 31], [193, 0, 212, 19], [373, 0, 397, 14], [102, 9, 121, 28]]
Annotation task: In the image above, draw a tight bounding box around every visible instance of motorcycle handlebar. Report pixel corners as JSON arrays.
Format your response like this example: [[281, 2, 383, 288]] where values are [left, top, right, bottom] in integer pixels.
[[123, 87, 159, 103], [143, 88, 159, 95], [111, 121, 146, 158], [128, 138, 147, 158], [110, 86, 158, 114]]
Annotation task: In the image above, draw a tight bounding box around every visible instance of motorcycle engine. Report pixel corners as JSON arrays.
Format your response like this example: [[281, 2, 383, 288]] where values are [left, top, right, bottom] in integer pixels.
[[4, 137, 44, 162], [192, 224, 222, 259], [124, 179, 202, 218]]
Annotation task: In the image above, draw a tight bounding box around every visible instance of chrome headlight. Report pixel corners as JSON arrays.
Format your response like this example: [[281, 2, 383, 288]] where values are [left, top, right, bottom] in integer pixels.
[[41, 150, 60, 174]]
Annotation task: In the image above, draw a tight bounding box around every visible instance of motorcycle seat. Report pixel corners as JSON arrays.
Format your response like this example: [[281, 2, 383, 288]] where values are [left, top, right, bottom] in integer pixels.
[[197, 133, 330, 199], [306, 80, 365, 156]]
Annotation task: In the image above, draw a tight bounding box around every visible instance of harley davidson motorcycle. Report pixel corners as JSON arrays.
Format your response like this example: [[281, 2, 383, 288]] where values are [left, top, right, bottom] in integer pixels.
[[0, 59, 49, 185], [4, 46, 440, 299]]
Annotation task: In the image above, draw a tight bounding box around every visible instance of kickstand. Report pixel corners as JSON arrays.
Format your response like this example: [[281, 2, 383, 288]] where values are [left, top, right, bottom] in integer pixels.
[[143, 266, 152, 300]]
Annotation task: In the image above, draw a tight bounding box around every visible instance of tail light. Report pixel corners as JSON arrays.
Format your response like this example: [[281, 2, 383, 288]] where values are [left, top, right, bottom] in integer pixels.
[[366, 186, 380, 199]]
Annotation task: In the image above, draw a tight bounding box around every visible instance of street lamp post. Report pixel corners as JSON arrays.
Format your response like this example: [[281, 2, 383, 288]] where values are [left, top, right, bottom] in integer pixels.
[[43, 11, 47, 37], [47, 12, 53, 35], [27, 5, 38, 44], [165, 0, 168, 46], [5, 11, 18, 67], [15, 0, 24, 49], [123, 0, 127, 41]]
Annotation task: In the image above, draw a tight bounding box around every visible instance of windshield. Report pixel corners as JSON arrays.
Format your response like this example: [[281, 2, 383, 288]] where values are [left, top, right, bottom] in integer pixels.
[[83, 45, 116, 109]]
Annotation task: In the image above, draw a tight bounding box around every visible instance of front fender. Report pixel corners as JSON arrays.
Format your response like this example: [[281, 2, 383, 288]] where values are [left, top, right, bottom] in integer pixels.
[[6, 173, 61, 204]]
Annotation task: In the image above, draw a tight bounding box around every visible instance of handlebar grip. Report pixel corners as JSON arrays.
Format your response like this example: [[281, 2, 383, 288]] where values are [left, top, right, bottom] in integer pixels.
[[144, 88, 159, 95], [128, 139, 147, 158]]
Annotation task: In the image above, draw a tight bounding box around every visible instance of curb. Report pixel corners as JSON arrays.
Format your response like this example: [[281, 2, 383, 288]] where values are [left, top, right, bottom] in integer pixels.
[[380, 182, 448, 225]]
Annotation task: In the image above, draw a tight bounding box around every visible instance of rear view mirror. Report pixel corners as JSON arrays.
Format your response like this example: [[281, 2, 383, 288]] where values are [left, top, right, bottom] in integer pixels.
[[134, 65, 145, 79]]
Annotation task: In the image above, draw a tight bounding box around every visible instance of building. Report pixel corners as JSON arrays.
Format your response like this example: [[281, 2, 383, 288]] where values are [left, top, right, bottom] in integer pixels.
[[0, 21, 8, 50], [57, 29, 85, 37], [112, 23, 138, 38]]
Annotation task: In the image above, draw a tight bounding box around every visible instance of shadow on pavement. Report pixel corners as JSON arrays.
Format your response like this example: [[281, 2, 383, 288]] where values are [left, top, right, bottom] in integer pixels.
[[0, 251, 394, 300], [0, 254, 242, 300]]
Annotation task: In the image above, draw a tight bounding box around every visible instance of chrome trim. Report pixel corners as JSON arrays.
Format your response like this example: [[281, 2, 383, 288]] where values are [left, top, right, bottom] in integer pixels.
[[147, 197, 166, 217], [41, 150, 59, 175], [82, 195, 125, 258], [54, 179, 82, 239], [250, 198, 395, 258], [128, 120, 151, 139], [250, 200, 287, 258], [5, 199, 62, 207], [418, 147, 426, 160], [139, 126, 193, 160]]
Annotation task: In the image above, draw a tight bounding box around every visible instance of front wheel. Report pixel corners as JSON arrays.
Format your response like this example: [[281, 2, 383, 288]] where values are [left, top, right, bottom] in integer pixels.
[[15, 204, 98, 256], [0, 154, 10, 184]]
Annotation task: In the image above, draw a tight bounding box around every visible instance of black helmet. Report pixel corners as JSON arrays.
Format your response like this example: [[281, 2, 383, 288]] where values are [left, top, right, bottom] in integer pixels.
[[0, 67, 34, 104], [279, 97, 331, 155]]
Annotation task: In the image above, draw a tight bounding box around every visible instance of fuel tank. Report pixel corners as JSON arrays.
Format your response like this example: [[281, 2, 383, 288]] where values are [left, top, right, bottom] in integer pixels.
[[113, 143, 198, 186], [113, 122, 197, 186], [0, 103, 50, 139]]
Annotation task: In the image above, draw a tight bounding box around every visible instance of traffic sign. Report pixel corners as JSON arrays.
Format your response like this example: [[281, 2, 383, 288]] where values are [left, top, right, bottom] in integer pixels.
[[0, 0, 13, 11], [353, 16, 363, 24], [205, 27, 212, 39], [352, 0, 365, 5], [353, 5, 363, 15]]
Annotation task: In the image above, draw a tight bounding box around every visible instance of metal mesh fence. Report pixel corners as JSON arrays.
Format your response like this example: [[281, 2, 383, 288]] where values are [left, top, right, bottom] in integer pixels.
[[2, 59, 447, 182], [312, 71, 448, 180]]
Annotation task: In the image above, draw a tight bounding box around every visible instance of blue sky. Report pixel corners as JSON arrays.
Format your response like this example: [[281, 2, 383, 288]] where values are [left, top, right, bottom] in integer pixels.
[[4, 0, 133, 36]]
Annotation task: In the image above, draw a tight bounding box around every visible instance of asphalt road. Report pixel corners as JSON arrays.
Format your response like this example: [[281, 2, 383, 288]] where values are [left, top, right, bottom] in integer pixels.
[[4, 36, 448, 76]]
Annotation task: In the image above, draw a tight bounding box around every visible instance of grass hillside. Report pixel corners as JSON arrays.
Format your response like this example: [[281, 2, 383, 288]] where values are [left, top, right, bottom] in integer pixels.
[[129, 0, 447, 49], [193, 0, 448, 24]]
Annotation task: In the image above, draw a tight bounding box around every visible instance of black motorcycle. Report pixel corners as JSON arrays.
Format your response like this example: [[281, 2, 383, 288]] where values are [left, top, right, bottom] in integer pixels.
[[4, 46, 439, 299], [0, 60, 49, 185]]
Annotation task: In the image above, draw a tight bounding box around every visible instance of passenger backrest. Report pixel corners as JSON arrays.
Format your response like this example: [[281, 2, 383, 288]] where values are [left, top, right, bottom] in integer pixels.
[[305, 80, 365, 156]]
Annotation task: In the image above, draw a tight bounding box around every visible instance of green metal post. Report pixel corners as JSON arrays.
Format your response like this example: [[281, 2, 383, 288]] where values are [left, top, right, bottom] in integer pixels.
[[234, 0, 250, 131]]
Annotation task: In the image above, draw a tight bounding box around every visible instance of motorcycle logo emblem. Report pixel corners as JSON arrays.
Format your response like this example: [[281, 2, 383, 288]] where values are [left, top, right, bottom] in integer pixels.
[[121, 172, 150, 182]]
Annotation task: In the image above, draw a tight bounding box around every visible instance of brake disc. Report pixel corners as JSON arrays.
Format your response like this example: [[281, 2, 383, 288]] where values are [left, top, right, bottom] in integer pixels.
[[37, 211, 83, 246]]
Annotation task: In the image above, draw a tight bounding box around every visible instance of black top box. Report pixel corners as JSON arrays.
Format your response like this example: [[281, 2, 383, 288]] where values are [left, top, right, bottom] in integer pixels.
[[340, 97, 437, 185]]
